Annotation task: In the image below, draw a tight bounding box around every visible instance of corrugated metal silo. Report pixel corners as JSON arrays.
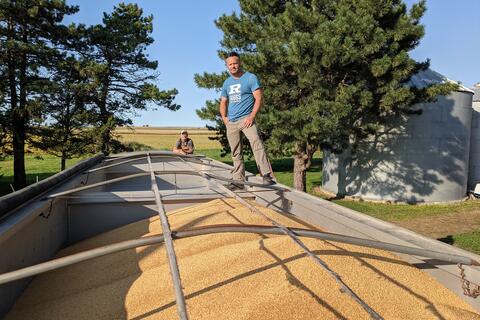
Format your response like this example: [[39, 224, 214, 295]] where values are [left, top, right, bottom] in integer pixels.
[[468, 83, 480, 190], [322, 69, 474, 203]]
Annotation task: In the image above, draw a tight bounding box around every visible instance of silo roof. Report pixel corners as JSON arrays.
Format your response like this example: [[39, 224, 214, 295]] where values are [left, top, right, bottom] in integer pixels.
[[408, 69, 474, 94], [473, 83, 480, 102]]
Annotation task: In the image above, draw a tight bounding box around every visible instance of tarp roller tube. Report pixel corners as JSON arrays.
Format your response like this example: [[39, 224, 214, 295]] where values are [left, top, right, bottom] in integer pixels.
[[1, 225, 477, 287]]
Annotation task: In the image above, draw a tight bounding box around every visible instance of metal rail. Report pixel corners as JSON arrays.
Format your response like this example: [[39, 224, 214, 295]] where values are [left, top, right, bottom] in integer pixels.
[[203, 172, 289, 191], [45, 172, 150, 199], [100, 153, 231, 171], [85, 157, 147, 173], [179, 157, 383, 319], [146, 153, 189, 320], [0, 154, 104, 219], [46, 171, 198, 199], [2, 224, 478, 286], [103, 152, 205, 163], [181, 157, 235, 171], [46, 170, 284, 199], [86, 157, 230, 173]]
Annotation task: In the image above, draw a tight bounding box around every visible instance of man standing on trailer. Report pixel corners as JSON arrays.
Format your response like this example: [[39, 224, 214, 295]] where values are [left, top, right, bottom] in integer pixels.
[[220, 52, 275, 190]]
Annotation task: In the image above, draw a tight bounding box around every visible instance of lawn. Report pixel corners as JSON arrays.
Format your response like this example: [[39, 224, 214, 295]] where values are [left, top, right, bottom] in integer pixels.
[[328, 198, 480, 221], [0, 153, 89, 195], [448, 231, 480, 255]]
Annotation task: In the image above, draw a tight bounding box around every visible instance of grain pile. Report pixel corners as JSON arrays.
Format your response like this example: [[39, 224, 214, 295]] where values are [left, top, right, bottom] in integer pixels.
[[6, 199, 480, 319]]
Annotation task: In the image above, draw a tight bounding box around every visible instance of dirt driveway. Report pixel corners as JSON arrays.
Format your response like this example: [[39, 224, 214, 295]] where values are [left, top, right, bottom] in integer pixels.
[[392, 209, 480, 240]]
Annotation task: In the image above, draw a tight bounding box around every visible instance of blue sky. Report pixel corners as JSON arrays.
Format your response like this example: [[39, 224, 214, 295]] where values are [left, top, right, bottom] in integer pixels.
[[66, 0, 480, 127]]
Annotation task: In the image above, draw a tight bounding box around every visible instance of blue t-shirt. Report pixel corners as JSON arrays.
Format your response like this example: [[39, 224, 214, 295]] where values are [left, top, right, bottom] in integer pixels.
[[221, 71, 261, 122]]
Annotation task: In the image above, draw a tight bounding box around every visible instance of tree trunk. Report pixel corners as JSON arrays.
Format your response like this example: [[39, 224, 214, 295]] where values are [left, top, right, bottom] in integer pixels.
[[99, 64, 111, 154], [12, 129, 26, 189], [293, 153, 307, 192], [16, 31, 28, 189], [98, 93, 110, 154], [101, 126, 111, 154], [61, 113, 69, 171], [293, 142, 317, 192], [7, 17, 27, 190], [9, 66, 27, 189], [61, 151, 66, 171]]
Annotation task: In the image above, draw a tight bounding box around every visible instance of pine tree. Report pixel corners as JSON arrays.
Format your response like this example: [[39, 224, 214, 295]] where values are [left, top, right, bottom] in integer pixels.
[[195, 0, 454, 191], [86, 3, 180, 154], [0, 60, 6, 173], [0, 0, 78, 189], [31, 55, 94, 170], [194, 72, 231, 156], [0, 74, 6, 174]]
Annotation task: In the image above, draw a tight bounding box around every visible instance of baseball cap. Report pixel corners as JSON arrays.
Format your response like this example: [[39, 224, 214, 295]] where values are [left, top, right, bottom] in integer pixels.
[[181, 130, 188, 134]]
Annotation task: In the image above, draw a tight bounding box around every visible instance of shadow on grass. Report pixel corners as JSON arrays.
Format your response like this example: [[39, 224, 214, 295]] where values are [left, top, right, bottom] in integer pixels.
[[437, 235, 454, 245]]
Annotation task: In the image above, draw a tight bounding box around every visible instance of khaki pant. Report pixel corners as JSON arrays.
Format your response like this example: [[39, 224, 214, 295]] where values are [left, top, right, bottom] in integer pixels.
[[226, 118, 271, 181]]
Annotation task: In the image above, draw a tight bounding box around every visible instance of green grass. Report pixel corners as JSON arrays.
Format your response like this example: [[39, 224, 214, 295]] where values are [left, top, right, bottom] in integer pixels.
[[330, 199, 480, 221], [196, 149, 225, 160], [447, 231, 480, 255], [0, 154, 88, 195]]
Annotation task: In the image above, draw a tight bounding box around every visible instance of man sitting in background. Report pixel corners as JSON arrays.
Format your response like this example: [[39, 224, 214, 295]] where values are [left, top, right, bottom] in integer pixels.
[[172, 130, 194, 155]]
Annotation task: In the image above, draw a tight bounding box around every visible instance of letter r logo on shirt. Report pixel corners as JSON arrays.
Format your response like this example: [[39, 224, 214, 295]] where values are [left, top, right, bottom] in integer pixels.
[[229, 84, 241, 94]]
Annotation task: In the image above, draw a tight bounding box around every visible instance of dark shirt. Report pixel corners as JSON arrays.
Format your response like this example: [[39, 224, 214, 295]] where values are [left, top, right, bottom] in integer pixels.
[[175, 138, 194, 153]]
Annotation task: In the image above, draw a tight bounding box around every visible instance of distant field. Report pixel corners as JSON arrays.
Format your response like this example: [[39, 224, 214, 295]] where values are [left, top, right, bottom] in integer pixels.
[[115, 127, 222, 150]]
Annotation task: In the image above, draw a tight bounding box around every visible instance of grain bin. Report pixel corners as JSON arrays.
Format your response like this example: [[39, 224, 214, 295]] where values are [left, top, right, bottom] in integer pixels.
[[469, 83, 480, 190], [322, 69, 474, 203]]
